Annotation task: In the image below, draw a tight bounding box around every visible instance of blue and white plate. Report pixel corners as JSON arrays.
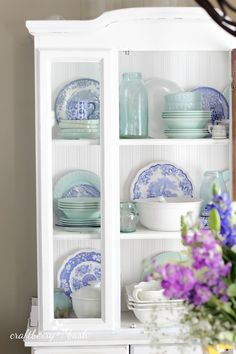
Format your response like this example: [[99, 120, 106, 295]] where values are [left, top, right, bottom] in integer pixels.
[[191, 86, 229, 123], [58, 249, 101, 298], [54, 170, 100, 215], [130, 161, 193, 200], [55, 78, 100, 123]]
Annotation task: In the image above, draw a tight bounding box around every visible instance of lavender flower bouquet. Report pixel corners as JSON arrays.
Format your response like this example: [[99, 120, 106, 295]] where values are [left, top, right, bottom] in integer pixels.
[[152, 190, 236, 347]]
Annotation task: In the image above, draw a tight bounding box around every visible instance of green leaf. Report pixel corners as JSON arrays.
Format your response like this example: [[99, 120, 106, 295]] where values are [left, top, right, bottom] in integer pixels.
[[212, 183, 219, 196], [227, 284, 236, 297], [208, 208, 221, 233], [181, 216, 187, 236]]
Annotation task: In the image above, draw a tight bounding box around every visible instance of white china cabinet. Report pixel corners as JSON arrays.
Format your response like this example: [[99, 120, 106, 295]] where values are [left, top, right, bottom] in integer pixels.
[[25, 7, 236, 354]]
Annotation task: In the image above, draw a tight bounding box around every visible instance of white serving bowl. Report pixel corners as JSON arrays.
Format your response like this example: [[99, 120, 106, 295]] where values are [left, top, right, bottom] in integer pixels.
[[71, 297, 101, 318], [132, 304, 184, 326], [71, 282, 101, 318], [136, 197, 202, 231]]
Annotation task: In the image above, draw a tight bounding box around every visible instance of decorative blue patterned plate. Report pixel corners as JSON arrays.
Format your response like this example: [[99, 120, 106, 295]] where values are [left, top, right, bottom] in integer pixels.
[[191, 86, 229, 123], [54, 170, 100, 215], [130, 161, 193, 200], [55, 78, 100, 123], [58, 249, 101, 298]]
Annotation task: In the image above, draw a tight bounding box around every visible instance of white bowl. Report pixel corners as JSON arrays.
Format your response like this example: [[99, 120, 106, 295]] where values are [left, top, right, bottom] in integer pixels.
[[132, 304, 184, 326], [132, 280, 163, 302], [136, 197, 202, 231], [71, 297, 101, 318], [71, 282, 101, 318]]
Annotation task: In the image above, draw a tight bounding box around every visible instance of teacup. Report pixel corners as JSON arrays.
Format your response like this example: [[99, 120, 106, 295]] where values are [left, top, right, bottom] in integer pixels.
[[208, 123, 227, 139], [214, 120, 229, 137], [132, 280, 163, 302]]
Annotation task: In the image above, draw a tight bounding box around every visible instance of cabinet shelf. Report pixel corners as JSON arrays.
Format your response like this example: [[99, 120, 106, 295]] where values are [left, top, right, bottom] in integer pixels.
[[119, 138, 229, 146], [53, 227, 101, 240], [120, 225, 180, 240], [54, 226, 179, 241], [52, 139, 100, 146]]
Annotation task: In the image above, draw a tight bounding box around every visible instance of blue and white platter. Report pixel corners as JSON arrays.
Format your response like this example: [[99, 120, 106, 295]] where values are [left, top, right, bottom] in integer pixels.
[[130, 161, 193, 200], [58, 249, 101, 298], [55, 78, 100, 123], [54, 170, 100, 215], [191, 86, 229, 123]]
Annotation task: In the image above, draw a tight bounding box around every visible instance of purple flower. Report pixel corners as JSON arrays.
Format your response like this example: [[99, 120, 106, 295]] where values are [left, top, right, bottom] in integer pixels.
[[192, 283, 212, 305], [159, 264, 196, 300], [208, 192, 236, 247]]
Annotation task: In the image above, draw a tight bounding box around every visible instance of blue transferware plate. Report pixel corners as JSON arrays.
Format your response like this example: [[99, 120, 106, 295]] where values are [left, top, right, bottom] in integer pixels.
[[130, 161, 193, 200], [57, 249, 101, 298], [191, 86, 229, 123], [55, 78, 100, 123], [54, 170, 100, 216]]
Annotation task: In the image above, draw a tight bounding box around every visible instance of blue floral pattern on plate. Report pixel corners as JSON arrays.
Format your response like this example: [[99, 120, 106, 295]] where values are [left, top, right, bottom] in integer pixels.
[[65, 184, 100, 198], [57, 250, 101, 297], [130, 162, 193, 200], [55, 78, 100, 123], [191, 87, 229, 123]]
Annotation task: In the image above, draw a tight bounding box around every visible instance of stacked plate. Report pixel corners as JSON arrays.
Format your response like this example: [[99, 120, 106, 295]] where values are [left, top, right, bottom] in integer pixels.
[[125, 283, 184, 326], [57, 197, 101, 227], [162, 110, 211, 139], [55, 78, 100, 139], [58, 119, 100, 139]]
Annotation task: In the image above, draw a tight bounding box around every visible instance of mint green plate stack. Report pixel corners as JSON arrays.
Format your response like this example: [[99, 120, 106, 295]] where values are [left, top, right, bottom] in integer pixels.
[[57, 197, 101, 227], [58, 119, 100, 139], [162, 92, 211, 139]]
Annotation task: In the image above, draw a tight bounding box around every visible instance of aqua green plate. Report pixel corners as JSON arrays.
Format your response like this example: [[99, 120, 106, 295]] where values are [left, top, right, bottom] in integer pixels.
[[54, 170, 100, 216]]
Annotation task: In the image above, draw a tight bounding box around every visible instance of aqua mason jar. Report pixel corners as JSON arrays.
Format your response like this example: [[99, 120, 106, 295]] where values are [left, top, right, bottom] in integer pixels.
[[120, 202, 139, 233], [199, 170, 229, 216], [119, 72, 148, 138]]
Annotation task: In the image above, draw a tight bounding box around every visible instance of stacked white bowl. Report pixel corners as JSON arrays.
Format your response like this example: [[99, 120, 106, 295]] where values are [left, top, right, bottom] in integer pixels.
[[162, 92, 211, 139], [125, 281, 184, 326]]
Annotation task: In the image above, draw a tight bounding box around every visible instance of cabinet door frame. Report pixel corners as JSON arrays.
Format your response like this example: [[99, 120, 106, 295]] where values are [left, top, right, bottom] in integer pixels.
[[35, 48, 120, 331]]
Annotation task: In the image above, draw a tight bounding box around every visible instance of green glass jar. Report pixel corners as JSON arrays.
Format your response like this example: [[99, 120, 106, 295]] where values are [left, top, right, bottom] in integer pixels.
[[119, 72, 148, 138], [120, 202, 139, 233]]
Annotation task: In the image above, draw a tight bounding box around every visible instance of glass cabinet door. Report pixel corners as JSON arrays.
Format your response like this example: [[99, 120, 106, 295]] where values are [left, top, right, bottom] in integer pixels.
[[35, 49, 120, 331]]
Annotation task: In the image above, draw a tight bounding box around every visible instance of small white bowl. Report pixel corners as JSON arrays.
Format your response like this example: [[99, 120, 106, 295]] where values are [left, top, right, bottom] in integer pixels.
[[132, 280, 163, 302], [136, 197, 202, 231], [71, 296, 101, 318]]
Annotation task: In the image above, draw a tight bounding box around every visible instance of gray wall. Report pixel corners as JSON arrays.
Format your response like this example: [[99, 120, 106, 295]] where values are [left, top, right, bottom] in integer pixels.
[[0, 1, 196, 353]]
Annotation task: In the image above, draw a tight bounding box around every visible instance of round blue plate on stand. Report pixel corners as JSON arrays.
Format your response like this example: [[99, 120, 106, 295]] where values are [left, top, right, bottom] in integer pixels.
[[191, 86, 229, 123], [130, 161, 193, 200]]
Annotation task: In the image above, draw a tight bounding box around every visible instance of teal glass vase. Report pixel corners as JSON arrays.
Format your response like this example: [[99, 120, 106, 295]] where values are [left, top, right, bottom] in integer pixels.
[[119, 72, 148, 138]]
